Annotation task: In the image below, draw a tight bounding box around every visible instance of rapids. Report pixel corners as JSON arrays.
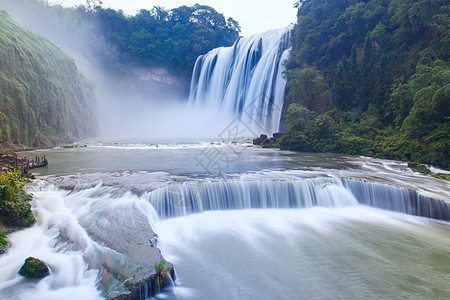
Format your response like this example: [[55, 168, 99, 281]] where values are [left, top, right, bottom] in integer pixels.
[[1, 143, 448, 299]]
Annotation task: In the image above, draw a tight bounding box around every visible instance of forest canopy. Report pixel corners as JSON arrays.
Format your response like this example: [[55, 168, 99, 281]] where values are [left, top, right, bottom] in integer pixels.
[[91, 3, 240, 76], [281, 0, 449, 168]]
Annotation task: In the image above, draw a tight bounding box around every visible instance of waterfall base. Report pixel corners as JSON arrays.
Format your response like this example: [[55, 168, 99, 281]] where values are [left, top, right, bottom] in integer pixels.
[[155, 207, 450, 299]]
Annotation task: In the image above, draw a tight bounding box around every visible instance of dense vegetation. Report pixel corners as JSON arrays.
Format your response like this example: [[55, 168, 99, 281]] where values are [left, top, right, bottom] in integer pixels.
[[0, 170, 34, 227], [93, 3, 240, 76], [281, 0, 449, 168], [0, 0, 241, 147], [0, 0, 240, 78], [0, 10, 97, 147]]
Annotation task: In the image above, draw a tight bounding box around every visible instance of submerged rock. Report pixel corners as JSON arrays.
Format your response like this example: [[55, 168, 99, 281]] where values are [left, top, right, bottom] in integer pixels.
[[19, 257, 50, 279]]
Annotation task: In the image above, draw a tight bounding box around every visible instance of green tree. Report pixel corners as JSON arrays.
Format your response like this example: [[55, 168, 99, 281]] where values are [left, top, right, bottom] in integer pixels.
[[283, 0, 450, 168], [284, 67, 332, 113]]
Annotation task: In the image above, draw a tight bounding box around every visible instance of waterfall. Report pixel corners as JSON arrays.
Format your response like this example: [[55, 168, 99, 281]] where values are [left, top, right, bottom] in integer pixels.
[[189, 28, 291, 135], [146, 178, 450, 221], [342, 178, 450, 221]]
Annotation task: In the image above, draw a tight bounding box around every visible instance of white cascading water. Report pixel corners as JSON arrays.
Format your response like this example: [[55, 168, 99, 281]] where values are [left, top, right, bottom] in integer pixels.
[[154, 207, 450, 299], [146, 178, 358, 219], [145, 177, 450, 220], [189, 28, 291, 135], [0, 181, 161, 300], [0, 183, 102, 300], [1, 144, 449, 299]]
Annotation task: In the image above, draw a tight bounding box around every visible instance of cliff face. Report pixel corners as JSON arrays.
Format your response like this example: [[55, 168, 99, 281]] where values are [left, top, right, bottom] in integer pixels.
[[0, 11, 97, 148]]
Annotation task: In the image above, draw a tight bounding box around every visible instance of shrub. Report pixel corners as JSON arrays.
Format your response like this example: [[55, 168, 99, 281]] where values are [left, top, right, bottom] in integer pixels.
[[0, 170, 35, 227]]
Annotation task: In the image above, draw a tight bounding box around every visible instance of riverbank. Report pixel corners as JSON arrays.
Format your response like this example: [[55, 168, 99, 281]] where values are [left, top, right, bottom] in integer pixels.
[[254, 133, 450, 181], [0, 152, 48, 175], [0, 150, 47, 238]]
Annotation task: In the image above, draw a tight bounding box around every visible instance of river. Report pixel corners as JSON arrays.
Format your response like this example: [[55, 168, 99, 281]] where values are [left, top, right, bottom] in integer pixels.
[[0, 141, 448, 299]]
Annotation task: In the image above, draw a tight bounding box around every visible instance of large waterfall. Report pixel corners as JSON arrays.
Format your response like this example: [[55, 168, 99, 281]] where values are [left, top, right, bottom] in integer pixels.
[[189, 28, 291, 135]]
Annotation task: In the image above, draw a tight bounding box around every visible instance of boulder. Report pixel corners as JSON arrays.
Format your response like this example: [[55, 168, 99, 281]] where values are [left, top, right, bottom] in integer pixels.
[[19, 257, 50, 279], [272, 132, 284, 140], [253, 134, 268, 145]]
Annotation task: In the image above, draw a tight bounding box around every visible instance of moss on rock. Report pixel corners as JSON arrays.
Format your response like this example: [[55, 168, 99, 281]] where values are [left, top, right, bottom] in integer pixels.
[[19, 257, 50, 279]]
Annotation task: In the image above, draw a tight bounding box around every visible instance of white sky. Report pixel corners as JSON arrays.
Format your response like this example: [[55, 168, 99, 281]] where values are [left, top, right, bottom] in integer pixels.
[[50, 0, 298, 37]]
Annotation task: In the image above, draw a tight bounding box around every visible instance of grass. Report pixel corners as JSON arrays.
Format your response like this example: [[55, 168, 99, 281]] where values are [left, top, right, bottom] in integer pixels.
[[154, 260, 169, 287]]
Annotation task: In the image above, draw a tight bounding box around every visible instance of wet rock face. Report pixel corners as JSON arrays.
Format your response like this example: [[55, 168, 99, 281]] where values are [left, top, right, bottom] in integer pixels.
[[19, 257, 50, 279]]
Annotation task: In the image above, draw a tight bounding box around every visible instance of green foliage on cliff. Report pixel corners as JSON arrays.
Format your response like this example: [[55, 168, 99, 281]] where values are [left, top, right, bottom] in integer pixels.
[[0, 10, 97, 147], [282, 0, 449, 168], [0, 231, 8, 248], [0, 0, 240, 79], [0, 170, 34, 227]]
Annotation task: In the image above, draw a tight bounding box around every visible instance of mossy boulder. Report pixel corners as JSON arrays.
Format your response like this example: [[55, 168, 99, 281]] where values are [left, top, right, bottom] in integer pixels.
[[408, 162, 431, 175], [19, 257, 50, 279]]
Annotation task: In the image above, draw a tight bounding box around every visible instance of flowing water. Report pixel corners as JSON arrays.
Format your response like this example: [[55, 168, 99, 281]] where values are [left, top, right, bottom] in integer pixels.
[[189, 28, 290, 134], [1, 142, 449, 299], [156, 208, 450, 300], [2, 20, 449, 299]]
